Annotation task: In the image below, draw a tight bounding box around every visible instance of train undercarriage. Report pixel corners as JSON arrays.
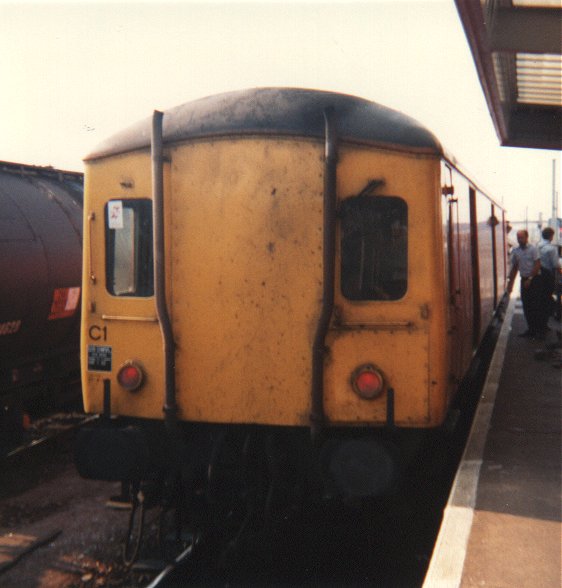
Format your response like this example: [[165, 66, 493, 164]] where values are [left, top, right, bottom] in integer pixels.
[[75, 418, 428, 569]]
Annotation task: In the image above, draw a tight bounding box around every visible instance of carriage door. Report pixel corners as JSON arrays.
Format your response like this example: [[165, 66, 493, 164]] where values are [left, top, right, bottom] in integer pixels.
[[442, 163, 464, 385]]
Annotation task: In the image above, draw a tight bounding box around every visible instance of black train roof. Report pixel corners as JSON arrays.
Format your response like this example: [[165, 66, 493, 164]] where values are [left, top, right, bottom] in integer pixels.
[[86, 87, 443, 161]]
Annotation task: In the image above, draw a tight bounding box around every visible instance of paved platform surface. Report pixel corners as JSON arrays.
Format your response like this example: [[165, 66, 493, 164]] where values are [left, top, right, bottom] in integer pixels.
[[424, 298, 561, 588]]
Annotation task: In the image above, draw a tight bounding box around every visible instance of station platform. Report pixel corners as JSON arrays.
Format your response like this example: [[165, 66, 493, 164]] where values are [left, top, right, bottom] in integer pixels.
[[424, 297, 561, 588]]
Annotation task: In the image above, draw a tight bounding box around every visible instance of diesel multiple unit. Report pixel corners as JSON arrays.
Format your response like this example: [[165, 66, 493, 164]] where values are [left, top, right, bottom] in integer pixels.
[[75, 88, 507, 560]]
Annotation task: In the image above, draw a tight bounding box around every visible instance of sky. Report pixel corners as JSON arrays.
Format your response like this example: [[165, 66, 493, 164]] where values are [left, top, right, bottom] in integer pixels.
[[0, 0, 559, 224]]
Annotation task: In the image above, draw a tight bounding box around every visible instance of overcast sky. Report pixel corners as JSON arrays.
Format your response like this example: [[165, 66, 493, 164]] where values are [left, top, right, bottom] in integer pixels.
[[1, 0, 559, 223]]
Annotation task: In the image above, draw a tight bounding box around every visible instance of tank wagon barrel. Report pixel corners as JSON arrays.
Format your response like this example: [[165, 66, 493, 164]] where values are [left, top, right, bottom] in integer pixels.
[[0, 161, 83, 442]]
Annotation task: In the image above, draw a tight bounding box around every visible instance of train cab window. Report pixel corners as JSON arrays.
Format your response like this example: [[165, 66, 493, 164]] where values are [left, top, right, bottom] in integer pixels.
[[105, 199, 153, 297], [340, 195, 408, 300]]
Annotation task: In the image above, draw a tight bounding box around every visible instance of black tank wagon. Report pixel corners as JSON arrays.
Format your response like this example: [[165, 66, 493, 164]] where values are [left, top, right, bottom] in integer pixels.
[[0, 161, 83, 444]]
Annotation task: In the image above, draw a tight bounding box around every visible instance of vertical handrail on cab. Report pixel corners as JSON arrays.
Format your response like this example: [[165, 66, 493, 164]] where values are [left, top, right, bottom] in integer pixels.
[[151, 111, 177, 424], [88, 212, 96, 284], [311, 107, 338, 441]]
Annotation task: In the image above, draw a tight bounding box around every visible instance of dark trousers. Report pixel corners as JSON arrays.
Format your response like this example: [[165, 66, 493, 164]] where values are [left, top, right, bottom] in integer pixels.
[[520, 278, 542, 334], [537, 269, 555, 333]]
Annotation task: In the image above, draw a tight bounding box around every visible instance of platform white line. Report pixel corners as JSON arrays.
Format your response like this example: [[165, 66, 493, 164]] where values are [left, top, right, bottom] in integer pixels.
[[422, 298, 515, 588]]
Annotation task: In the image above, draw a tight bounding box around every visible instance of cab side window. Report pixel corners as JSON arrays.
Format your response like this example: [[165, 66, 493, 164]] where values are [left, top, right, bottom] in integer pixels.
[[105, 199, 153, 297], [340, 195, 408, 300]]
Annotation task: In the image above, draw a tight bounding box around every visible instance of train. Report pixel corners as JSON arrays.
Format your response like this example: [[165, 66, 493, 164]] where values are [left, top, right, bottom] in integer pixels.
[[0, 161, 83, 447], [75, 88, 508, 561]]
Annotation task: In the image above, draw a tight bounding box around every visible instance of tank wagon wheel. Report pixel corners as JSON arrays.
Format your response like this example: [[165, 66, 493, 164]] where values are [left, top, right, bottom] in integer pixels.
[[0, 405, 26, 451], [123, 482, 145, 567]]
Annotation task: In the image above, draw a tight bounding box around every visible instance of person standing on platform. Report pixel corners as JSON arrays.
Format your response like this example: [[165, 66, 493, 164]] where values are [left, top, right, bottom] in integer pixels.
[[537, 227, 558, 335], [507, 229, 541, 338]]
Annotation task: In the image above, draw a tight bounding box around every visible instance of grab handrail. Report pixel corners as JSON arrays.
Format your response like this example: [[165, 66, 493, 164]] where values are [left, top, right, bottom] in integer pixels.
[[310, 107, 338, 440]]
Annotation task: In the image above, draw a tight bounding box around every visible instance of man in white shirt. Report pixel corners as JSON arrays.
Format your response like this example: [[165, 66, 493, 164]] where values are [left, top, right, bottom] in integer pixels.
[[507, 230, 541, 338]]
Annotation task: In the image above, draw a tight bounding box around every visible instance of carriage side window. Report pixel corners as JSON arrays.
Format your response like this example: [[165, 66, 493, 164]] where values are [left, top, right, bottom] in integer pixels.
[[105, 199, 153, 297], [340, 195, 408, 300]]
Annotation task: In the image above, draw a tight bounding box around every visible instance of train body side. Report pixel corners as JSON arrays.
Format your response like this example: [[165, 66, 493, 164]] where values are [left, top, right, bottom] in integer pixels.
[[440, 162, 507, 390]]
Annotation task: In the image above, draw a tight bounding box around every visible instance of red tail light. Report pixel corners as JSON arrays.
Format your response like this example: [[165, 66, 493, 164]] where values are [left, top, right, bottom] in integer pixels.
[[117, 361, 144, 391], [351, 364, 385, 399]]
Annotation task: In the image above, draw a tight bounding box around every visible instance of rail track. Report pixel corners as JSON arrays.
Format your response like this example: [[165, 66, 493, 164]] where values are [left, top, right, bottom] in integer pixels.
[[1, 412, 98, 466]]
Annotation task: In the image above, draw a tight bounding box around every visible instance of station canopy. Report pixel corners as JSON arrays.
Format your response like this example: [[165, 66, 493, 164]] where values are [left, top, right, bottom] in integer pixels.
[[455, 0, 562, 150]]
